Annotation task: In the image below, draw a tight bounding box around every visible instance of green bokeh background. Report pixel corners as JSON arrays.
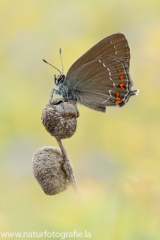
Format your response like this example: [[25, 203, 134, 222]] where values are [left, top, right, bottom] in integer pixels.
[[1, 0, 160, 239]]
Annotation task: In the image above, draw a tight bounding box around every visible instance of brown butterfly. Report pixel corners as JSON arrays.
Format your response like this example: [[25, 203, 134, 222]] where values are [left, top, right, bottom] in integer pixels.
[[43, 33, 138, 112]]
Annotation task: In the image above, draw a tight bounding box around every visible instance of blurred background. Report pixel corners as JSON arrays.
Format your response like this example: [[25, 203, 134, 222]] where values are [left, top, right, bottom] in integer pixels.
[[0, 0, 160, 239]]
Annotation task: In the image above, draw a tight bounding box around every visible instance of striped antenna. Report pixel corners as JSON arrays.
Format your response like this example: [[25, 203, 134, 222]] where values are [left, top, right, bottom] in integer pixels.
[[59, 48, 64, 74], [42, 59, 61, 74]]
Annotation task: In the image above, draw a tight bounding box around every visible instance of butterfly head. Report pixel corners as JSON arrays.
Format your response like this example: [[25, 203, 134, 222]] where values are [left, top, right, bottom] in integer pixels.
[[54, 74, 65, 86]]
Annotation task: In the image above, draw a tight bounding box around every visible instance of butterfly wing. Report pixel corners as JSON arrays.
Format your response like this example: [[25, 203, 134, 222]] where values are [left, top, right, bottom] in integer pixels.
[[66, 33, 130, 80], [65, 55, 137, 112]]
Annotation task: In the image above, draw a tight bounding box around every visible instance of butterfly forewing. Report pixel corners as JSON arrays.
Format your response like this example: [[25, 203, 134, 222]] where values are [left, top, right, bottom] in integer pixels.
[[66, 33, 130, 80], [65, 56, 134, 110]]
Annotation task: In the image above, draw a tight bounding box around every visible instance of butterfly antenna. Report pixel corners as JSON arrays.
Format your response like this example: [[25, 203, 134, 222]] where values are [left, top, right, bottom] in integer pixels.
[[59, 48, 64, 75], [42, 59, 61, 74]]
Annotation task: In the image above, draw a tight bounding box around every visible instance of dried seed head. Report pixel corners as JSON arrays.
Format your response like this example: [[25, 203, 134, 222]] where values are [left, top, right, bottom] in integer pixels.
[[41, 99, 79, 139], [32, 146, 70, 195]]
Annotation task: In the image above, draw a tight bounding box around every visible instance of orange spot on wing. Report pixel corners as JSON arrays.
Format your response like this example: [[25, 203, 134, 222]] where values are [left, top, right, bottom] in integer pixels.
[[118, 69, 121, 73], [116, 92, 120, 100], [119, 83, 125, 90], [115, 100, 123, 104], [115, 92, 123, 104], [120, 75, 124, 80]]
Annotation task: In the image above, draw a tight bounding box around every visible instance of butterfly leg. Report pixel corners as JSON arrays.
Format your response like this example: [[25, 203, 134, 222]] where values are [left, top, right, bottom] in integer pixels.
[[49, 87, 61, 102], [74, 104, 79, 117]]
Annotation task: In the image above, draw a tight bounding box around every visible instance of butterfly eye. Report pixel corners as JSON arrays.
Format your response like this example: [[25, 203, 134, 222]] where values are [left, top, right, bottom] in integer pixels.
[[57, 76, 62, 83]]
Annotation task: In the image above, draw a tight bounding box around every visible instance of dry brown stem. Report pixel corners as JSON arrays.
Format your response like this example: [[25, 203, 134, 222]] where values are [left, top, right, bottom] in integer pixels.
[[56, 138, 80, 194]]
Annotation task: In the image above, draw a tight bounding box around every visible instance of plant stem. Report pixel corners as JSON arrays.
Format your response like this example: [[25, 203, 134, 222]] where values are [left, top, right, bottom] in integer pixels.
[[56, 138, 80, 194]]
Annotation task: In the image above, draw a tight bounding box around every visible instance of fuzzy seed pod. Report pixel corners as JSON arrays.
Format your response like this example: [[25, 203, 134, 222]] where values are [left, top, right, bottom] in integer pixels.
[[41, 99, 79, 139], [32, 146, 70, 195]]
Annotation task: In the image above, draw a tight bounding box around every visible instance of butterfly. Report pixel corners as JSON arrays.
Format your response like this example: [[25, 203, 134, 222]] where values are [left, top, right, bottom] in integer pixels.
[[43, 33, 138, 112]]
